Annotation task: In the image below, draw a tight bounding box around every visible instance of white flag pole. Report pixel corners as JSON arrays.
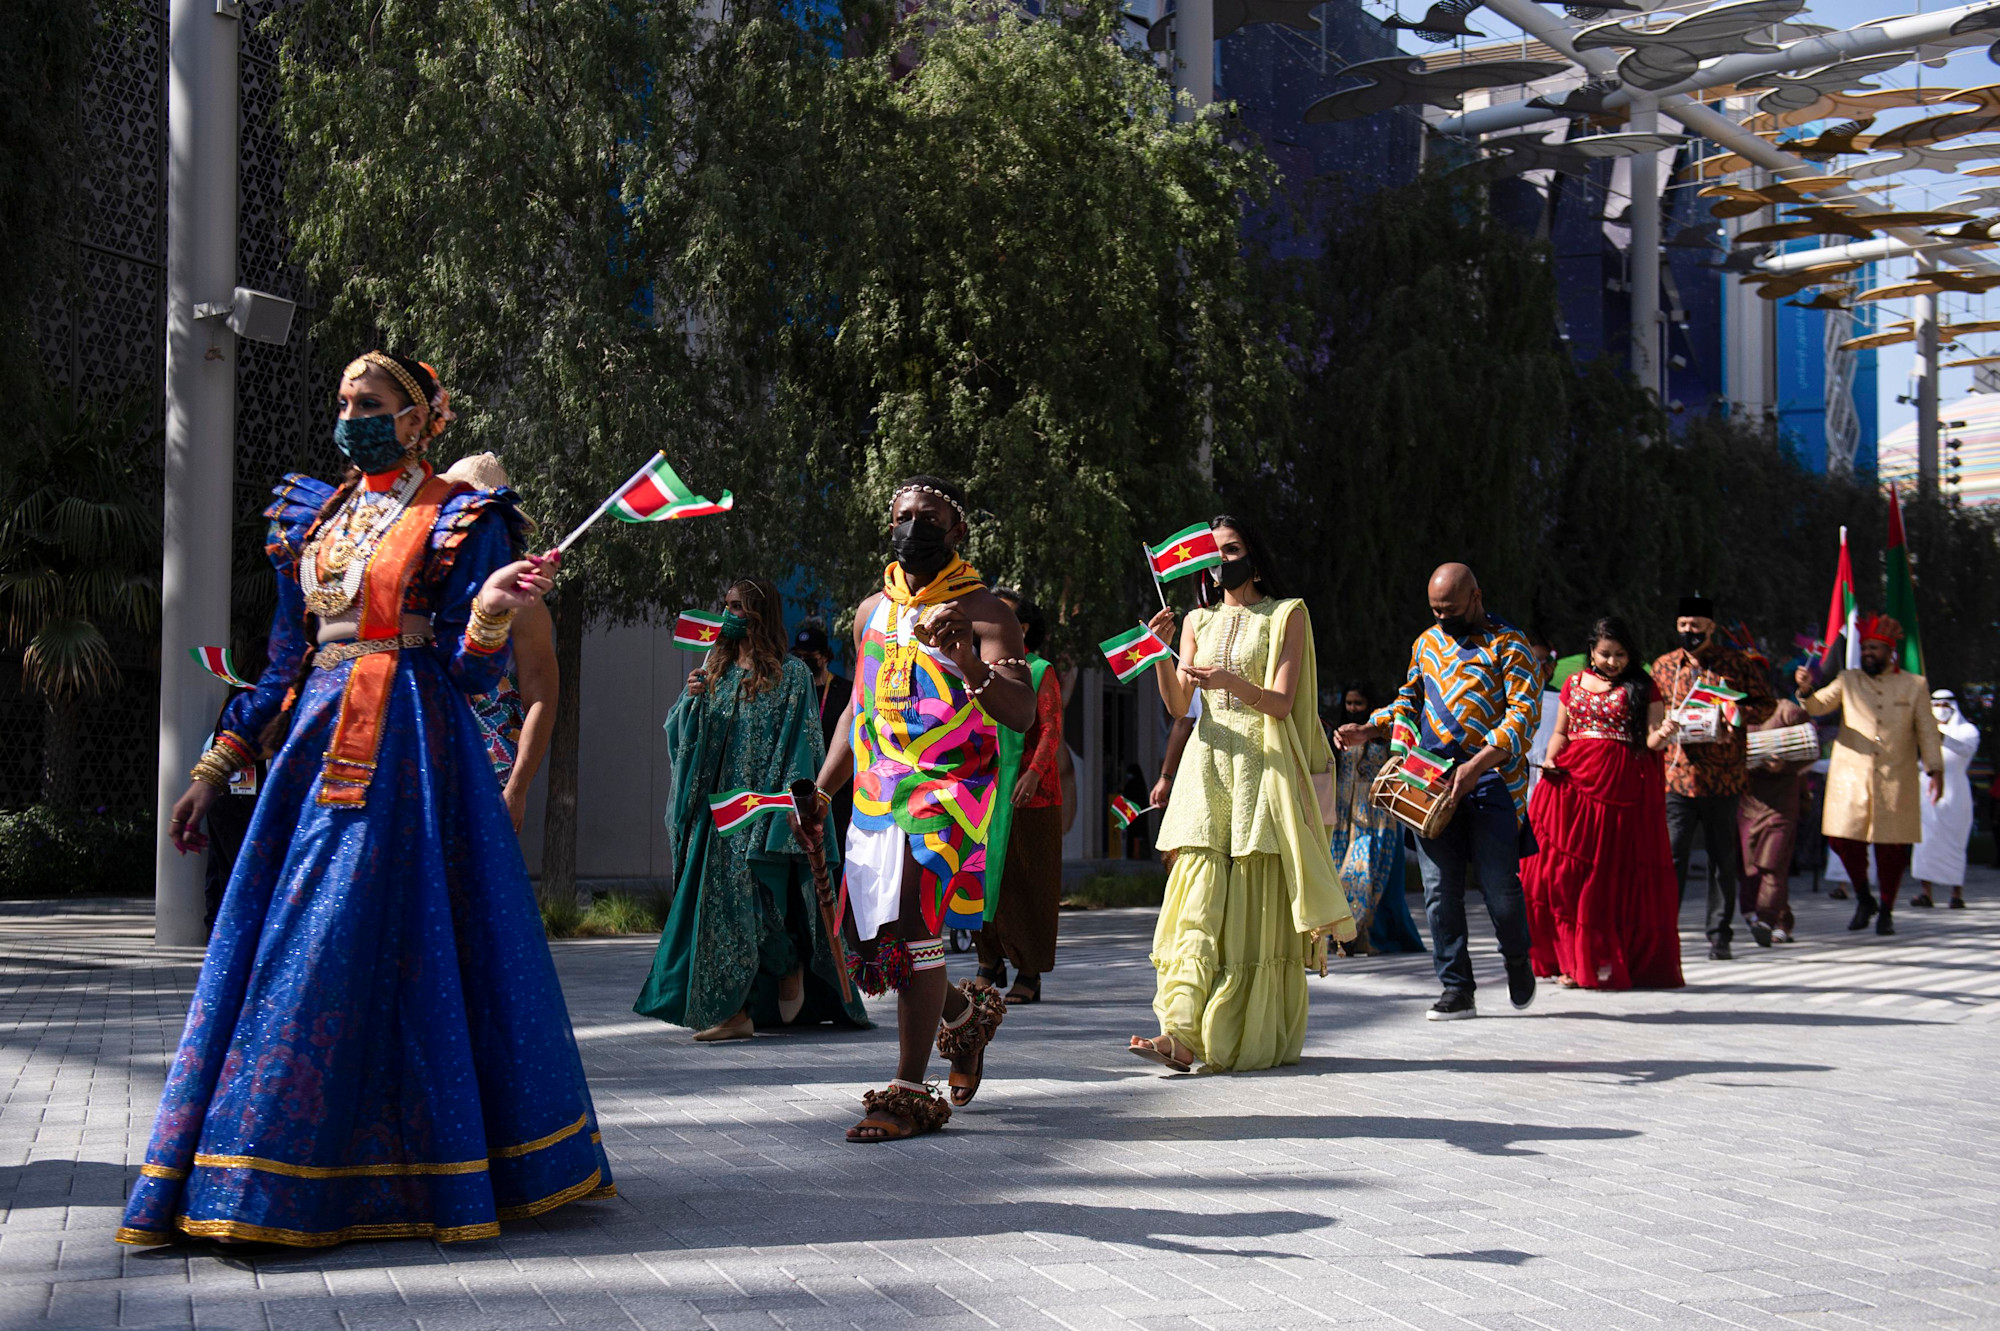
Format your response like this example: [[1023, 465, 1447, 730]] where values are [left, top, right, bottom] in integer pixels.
[[556, 451, 664, 554], [1143, 542, 1168, 610]]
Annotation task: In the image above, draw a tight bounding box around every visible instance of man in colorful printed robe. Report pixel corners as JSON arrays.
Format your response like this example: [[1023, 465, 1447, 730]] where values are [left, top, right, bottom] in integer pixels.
[[800, 476, 1036, 1141]]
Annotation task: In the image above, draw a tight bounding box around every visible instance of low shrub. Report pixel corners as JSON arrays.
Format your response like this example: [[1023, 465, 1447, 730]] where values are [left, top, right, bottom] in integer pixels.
[[1061, 869, 1168, 911], [577, 892, 670, 937], [0, 806, 154, 899]]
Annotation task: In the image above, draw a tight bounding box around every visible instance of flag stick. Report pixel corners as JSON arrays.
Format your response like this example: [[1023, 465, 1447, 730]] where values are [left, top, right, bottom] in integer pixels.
[[555, 451, 664, 553], [1143, 542, 1168, 610]]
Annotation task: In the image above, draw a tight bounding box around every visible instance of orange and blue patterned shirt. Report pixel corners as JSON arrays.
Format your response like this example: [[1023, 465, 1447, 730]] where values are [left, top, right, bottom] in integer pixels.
[[1371, 618, 1544, 824]]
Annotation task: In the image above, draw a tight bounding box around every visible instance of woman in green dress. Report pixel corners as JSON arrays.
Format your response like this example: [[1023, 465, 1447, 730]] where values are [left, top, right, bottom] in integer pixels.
[[635, 577, 868, 1042], [1129, 518, 1353, 1074]]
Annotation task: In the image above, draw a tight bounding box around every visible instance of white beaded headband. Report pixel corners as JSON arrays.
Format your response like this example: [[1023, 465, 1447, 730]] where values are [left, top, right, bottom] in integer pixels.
[[891, 484, 966, 524]]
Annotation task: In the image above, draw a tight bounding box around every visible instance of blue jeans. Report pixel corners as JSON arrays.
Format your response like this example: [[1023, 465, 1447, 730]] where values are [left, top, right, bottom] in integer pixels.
[[1413, 774, 1533, 995]]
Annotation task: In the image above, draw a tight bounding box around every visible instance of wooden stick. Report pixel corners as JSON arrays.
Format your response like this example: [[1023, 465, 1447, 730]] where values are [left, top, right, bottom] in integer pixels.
[[1143, 542, 1168, 610], [790, 779, 856, 1003]]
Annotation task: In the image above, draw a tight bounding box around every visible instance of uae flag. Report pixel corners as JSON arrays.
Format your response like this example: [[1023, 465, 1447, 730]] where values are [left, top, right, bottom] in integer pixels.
[[1098, 624, 1174, 683], [1395, 745, 1450, 790], [611, 453, 735, 523], [1147, 523, 1222, 582], [189, 646, 254, 689], [1684, 681, 1747, 725], [674, 609, 727, 651], [1884, 486, 1925, 675], [1820, 526, 1860, 674], [709, 788, 795, 835], [1110, 794, 1147, 829]]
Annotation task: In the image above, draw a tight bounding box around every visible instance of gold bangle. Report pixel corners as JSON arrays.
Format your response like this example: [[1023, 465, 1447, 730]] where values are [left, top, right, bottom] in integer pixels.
[[467, 601, 516, 650], [189, 747, 239, 790]]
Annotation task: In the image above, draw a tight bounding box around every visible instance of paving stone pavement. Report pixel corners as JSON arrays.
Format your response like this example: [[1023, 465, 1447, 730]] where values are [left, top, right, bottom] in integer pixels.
[[4, 871, 2000, 1331]]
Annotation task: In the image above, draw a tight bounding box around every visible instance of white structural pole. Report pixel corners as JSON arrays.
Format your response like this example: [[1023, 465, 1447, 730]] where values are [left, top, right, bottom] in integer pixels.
[[1438, 3, 2000, 136], [1173, 0, 1214, 120], [1756, 236, 1958, 274], [1628, 97, 1663, 395], [1915, 257, 1941, 503], [1723, 170, 1776, 417], [157, 0, 240, 947]]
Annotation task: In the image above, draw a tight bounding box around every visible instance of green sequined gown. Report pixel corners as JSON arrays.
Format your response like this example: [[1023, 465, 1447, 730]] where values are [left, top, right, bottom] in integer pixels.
[[635, 656, 868, 1031]]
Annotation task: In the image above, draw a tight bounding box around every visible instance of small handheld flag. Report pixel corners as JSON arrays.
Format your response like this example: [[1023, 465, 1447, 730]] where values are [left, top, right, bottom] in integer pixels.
[[1147, 523, 1222, 582], [556, 452, 735, 553], [612, 454, 734, 523], [190, 647, 254, 689], [1110, 794, 1149, 829], [1395, 745, 1450, 790], [1684, 682, 1747, 725], [673, 610, 727, 651], [1098, 624, 1175, 683], [709, 788, 796, 836]]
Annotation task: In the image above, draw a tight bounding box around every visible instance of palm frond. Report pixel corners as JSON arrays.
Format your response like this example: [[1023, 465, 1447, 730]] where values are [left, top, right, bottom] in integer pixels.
[[20, 617, 119, 700]]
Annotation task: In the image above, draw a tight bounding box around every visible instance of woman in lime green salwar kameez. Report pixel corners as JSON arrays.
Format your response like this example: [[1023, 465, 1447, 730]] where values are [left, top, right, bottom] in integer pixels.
[[1130, 519, 1353, 1074]]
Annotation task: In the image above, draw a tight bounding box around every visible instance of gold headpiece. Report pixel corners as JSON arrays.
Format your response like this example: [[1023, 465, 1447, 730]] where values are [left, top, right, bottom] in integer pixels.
[[343, 352, 429, 421]]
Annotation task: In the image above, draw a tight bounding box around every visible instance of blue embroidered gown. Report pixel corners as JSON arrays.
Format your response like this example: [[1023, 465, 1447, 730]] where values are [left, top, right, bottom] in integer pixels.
[[119, 473, 614, 1248]]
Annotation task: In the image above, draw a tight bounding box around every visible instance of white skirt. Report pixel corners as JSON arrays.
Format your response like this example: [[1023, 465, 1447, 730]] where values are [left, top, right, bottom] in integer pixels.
[[845, 822, 908, 942]]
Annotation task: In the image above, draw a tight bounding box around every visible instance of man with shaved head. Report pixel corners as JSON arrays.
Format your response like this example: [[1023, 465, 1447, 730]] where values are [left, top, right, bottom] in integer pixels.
[[1338, 563, 1543, 1020]]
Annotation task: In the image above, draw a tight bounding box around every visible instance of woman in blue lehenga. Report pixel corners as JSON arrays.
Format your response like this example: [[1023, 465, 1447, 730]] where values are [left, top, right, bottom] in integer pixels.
[[121, 351, 613, 1248], [1328, 683, 1426, 957]]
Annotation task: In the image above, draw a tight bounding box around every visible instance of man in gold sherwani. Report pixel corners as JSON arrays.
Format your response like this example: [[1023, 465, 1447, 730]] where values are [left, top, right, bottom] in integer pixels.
[[1794, 614, 1944, 937]]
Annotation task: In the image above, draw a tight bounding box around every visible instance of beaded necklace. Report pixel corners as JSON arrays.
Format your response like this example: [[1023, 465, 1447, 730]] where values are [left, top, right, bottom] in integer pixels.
[[301, 465, 426, 617]]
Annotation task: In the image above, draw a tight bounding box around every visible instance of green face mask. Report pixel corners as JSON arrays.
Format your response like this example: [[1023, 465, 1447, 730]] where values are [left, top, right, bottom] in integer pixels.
[[719, 611, 750, 641]]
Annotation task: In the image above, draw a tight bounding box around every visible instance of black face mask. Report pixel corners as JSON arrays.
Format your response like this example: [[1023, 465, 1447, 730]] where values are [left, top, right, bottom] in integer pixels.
[[1437, 613, 1475, 639], [1215, 556, 1255, 591], [1679, 630, 1708, 652], [891, 518, 953, 580], [1862, 656, 1888, 676]]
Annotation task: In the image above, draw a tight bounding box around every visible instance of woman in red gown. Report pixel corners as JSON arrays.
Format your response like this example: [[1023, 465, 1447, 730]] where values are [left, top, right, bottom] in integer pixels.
[[1523, 617, 1684, 990]]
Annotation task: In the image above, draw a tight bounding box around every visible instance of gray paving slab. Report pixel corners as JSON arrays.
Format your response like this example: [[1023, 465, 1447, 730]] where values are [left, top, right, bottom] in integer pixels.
[[3, 871, 2000, 1330]]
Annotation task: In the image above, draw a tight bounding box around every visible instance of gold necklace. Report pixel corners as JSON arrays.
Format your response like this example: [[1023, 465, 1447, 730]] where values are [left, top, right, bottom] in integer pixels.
[[301, 467, 424, 616]]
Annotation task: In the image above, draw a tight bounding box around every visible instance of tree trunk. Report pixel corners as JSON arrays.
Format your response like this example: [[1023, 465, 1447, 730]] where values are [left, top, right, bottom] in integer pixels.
[[40, 694, 84, 810], [539, 594, 586, 910]]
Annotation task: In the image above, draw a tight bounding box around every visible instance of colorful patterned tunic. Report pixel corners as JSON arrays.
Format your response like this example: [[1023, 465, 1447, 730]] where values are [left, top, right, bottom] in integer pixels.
[[851, 594, 1001, 933]]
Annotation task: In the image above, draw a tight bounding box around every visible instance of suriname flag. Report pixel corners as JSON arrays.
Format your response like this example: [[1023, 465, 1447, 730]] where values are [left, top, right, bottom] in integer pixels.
[[709, 788, 796, 835], [1684, 682, 1747, 725], [1147, 523, 1223, 581], [1110, 794, 1148, 829], [1395, 745, 1451, 790], [611, 452, 735, 523], [189, 646, 254, 689], [1098, 624, 1174, 683], [674, 610, 727, 651]]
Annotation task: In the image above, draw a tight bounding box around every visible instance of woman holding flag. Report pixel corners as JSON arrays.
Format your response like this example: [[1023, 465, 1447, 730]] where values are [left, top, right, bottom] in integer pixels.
[[635, 576, 867, 1041], [1129, 516, 1352, 1074], [126, 351, 613, 1249]]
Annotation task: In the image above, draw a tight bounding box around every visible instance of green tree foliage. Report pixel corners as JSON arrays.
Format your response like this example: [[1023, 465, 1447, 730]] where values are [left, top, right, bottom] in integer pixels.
[[760, 0, 1279, 631], [274, 0, 1272, 891], [1237, 172, 2000, 703], [0, 390, 161, 808]]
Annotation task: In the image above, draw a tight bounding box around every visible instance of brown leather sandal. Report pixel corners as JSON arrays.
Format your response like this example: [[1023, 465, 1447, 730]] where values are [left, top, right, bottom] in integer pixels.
[[937, 978, 1006, 1107], [846, 1082, 951, 1142]]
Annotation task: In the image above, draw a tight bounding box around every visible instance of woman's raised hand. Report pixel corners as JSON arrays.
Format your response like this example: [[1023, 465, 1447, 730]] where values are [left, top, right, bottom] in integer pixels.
[[477, 550, 559, 616], [1146, 606, 1176, 642]]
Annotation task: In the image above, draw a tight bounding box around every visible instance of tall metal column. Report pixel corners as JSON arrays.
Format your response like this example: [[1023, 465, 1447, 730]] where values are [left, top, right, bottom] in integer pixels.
[[1915, 259, 1940, 503], [1627, 97, 1662, 396], [1173, 0, 1213, 120], [156, 0, 240, 947]]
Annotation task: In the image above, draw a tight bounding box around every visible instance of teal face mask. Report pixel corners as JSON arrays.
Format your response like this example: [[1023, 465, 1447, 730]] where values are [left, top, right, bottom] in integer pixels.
[[719, 611, 750, 641]]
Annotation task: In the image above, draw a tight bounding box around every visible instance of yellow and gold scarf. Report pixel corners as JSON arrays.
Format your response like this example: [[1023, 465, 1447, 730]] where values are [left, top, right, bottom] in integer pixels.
[[882, 556, 985, 608]]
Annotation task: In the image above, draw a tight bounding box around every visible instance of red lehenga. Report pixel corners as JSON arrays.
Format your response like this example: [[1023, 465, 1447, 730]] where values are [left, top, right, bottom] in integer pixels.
[[1522, 675, 1683, 990]]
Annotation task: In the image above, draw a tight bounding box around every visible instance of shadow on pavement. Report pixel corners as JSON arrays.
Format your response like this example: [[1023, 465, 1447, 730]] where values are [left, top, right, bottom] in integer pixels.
[[1289, 1054, 1833, 1084]]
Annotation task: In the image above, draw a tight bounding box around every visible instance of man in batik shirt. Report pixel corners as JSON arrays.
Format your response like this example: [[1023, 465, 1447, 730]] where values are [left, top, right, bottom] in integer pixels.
[[1651, 595, 1776, 961], [1339, 563, 1543, 1022]]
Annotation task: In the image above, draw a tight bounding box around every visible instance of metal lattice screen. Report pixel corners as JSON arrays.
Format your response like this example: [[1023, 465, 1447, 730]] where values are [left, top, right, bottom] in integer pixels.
[[10, 0, 335, 813]]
